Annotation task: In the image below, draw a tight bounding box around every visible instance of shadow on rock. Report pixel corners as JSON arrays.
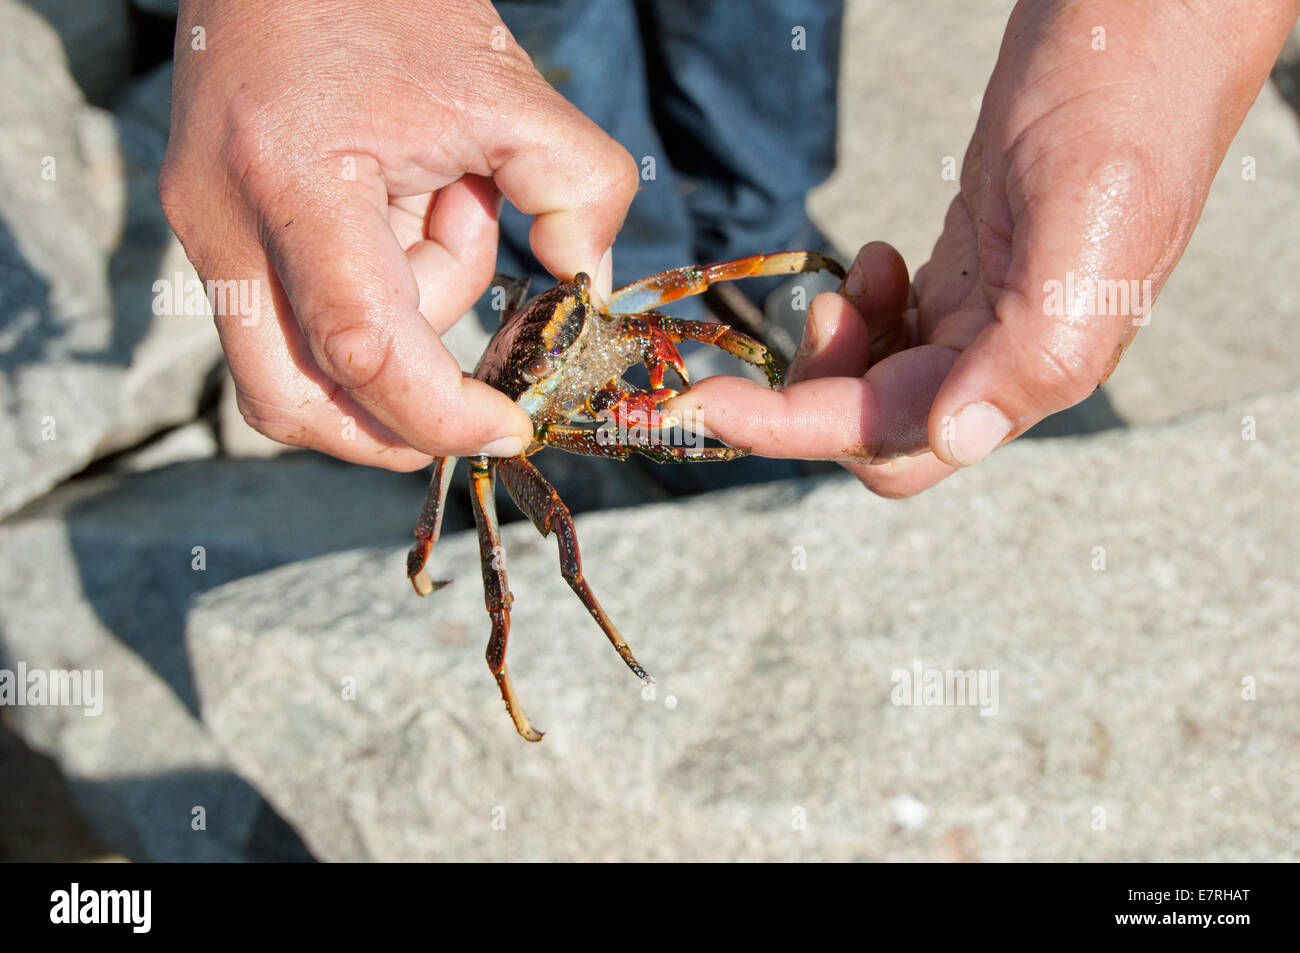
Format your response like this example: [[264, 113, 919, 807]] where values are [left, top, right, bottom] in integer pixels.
[[1022, 388, 1126, 439], [64, 455, 453, 718], [68, 766, 315, 863]]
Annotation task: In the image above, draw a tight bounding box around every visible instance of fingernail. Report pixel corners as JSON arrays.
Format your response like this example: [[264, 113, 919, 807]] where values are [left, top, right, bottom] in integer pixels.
[[594, 246, 613, 305], [945, 402, 1011, 466], [794, 313, 819, 360], [841, 259, 868, 301], [477, 436, 525, 457]]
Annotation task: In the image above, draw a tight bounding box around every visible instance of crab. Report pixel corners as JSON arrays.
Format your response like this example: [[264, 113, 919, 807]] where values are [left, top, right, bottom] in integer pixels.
[[407, 251, 845, 741]]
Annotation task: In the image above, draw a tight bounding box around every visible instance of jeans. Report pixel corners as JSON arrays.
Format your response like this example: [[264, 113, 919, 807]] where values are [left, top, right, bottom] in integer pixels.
[[491, 0, 843, 317]]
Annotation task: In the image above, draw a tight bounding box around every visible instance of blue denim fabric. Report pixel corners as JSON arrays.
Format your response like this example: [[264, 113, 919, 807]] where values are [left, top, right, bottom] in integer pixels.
[[489, 0, 842, 315]]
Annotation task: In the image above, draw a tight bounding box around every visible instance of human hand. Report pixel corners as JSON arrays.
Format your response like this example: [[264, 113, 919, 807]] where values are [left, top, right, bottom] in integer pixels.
[[666, 0, 1299, 496], [160, 0, 637, 466]]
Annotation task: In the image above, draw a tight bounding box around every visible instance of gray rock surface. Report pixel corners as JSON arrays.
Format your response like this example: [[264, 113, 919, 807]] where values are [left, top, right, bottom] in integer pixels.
[[809, 0, 1300, 427], [108, 420, 218, 474], [100, 118, 221, 460], [0, 453, 458, 860], [0, 4, 221, 519], [188, 388, 1299, 861]]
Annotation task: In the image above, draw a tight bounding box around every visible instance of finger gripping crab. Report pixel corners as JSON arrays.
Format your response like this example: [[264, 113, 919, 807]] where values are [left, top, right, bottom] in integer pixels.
[[407, 251, 845, 741]]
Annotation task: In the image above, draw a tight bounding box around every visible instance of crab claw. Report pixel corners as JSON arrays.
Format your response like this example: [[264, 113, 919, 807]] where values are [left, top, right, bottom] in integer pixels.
[[646, 332, 690, 389], [410, 570, 452, 597], [407, 540, 452, 596], [611, 388, 681, 437]]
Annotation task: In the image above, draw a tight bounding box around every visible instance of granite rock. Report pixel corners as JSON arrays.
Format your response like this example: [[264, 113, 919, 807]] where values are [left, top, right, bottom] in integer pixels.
[[0, 5, 221, 518], [18, 0, 133, 105], [187, 388, 1299, 861], [0, 454, 459, 860]]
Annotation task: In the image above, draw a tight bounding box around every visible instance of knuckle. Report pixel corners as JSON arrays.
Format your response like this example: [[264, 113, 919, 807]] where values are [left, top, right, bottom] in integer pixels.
[[223, 118, 287, 207], [157, 159, 192, 238], [309, 311, 394, 394], [157, 158, 215, 278], [1030, 331, 1110, 409], [1003, 290, 1122, 412], [469, 38, 549, 115], [605, 147, 640, 203], [213, 85, 306, 207], [560, 129, 638, 211]]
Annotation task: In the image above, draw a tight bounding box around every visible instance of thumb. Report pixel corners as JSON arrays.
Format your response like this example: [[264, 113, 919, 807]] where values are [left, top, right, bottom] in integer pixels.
[[264, 176, 534, 458], [928, 182, 1156, 467]]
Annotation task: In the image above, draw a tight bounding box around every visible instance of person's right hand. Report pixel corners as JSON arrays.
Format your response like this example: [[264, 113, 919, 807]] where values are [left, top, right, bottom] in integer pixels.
[[160, 0, 637, 466]]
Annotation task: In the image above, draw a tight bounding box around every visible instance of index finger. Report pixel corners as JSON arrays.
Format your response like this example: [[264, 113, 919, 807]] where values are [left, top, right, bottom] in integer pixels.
[[490, 101, 638, 296]]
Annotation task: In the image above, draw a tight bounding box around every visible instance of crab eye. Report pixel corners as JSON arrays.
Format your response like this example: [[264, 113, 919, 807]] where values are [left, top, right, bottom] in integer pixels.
[[525, 354, 553, 379]]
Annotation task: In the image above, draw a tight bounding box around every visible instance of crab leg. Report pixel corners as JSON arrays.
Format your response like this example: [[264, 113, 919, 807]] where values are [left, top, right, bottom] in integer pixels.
[[617, 317, 691, 388], [497, 457, 653, 682], [585, 378, 678, 423], [576, 379, 744, 460], [606, 251, 845, 315], [406, 455, 458, 596], [467, 457, 542, 742], [623, 313, 783, 388]]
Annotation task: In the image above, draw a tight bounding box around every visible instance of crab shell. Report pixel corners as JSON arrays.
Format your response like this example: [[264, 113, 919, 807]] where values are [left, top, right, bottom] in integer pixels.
[[474, 273, 646, 442]]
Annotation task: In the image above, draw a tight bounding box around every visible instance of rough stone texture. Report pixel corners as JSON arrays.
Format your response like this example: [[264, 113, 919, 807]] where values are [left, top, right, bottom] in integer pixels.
[[808, 0, 1300, 428], [0, 5, 221, 519], [100, 110, 221, 458], [19, 0, 133, 105], [108, 420, 218, 474], [0, 454, 458, 861], [188, 388, 1299, 861]]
